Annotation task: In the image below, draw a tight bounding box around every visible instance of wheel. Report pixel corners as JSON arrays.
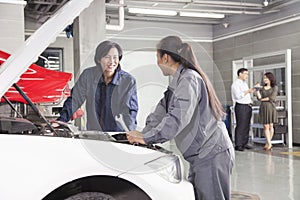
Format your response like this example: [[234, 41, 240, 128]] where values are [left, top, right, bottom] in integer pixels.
[[64, 192, 116, 200]]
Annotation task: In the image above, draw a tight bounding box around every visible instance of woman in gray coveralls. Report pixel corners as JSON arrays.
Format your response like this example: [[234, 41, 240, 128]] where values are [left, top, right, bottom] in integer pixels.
[[126, 36, 235, 200]]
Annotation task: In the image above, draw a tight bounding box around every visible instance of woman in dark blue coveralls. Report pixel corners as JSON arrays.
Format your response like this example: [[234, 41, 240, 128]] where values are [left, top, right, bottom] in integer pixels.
[[57, 41, 138, 131], [126, 36, 234, 200]]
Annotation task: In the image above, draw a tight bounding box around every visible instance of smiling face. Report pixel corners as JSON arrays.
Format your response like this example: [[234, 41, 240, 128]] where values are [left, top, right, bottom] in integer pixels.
[[156, 51, 166, 76], [156, 51, 174, 76], [238, 70, 249, 81], [263, 75, 270, 85], [99, 47, 119, 78]]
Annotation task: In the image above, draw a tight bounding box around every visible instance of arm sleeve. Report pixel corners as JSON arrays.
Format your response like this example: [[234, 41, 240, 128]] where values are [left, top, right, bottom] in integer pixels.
[[125, 78, 139, 131], [57, 70, 88, 122], [231, 81, 245, 101], [268, 86, 278, 102], [143, 77, 201, 144], [142, 90, 169, 133]]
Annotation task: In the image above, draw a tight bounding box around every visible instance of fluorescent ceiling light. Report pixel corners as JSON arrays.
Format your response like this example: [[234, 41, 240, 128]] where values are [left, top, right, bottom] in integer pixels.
[[128, 8, 177, 16], [179, 11, 225, 19]]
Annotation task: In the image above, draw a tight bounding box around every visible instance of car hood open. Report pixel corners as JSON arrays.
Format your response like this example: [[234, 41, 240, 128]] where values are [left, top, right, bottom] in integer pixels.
[[0, 50, 72, 104], [0, 0, 94, 99]]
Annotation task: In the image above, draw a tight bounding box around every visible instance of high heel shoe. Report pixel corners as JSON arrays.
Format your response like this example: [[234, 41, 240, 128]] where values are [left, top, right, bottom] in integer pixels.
[[265, 144, 273, 151]]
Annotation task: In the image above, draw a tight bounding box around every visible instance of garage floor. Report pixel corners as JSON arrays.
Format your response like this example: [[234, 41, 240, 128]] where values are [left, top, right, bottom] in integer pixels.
[[231, 144, 300, 200]]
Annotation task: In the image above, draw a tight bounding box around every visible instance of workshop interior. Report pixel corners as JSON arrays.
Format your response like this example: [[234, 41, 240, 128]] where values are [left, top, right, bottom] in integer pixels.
[[0, 1, 300, 200]]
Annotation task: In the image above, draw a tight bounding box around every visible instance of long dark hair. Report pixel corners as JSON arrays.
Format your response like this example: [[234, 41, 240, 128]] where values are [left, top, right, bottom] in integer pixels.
[[157, 36, 225, 120], [94, 40, 123, 69], [264, 72, 277, 87]]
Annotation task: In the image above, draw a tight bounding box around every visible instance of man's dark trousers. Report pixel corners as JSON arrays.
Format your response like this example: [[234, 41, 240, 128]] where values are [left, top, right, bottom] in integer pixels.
[[234, 103, 252, 148]]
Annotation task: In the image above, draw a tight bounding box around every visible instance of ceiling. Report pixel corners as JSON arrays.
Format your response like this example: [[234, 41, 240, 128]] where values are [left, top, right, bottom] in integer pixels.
[[25, 0, 68, 23], [24, 0, 300, 25]]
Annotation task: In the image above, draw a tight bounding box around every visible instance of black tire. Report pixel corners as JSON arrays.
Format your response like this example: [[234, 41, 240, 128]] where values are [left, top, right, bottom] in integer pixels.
[[65, 192, 116, 200]]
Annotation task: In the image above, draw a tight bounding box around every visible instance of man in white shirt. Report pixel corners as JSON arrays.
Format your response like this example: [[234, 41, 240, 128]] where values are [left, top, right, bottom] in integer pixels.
[[231, 68, 256, 151]]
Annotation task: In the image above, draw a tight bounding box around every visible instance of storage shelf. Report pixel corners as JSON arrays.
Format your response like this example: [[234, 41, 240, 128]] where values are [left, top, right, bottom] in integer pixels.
[[230, 106, 287, 145]]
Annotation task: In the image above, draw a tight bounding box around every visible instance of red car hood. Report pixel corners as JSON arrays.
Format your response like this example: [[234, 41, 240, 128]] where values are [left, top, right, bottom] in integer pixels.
[[0, 50, 72, 104]]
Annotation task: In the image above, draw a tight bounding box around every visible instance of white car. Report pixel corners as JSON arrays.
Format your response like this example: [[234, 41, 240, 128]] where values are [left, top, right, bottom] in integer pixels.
[[0, 1, 194, 199], [0, 50, 194, 200], [0, 121, 194, 200]]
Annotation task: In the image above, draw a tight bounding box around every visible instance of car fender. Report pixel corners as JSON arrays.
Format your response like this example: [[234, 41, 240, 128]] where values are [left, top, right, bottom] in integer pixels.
[[0, 134, 164, 199]]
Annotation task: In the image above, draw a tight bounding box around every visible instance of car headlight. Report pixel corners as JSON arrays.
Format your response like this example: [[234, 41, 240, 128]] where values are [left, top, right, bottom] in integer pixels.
[[145, 155, 182, 183]]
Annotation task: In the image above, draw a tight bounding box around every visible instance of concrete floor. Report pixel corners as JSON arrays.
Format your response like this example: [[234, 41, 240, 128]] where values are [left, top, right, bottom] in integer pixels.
[[231, 143, 300, 200]]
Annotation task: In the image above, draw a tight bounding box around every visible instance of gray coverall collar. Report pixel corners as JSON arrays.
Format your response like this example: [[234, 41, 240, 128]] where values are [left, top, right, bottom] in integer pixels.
[[169, 64, 184, 90]]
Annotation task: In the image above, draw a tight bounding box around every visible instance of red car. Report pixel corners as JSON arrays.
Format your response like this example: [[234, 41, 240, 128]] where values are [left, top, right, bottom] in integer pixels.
[[0, 50, 72, 104]]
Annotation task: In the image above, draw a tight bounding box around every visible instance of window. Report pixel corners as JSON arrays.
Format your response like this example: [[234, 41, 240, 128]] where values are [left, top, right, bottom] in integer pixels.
[[36, 48, 63, 71]]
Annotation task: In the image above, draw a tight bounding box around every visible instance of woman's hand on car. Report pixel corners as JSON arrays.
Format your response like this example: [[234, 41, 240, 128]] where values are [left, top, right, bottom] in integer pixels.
[[126, 130, 146, 145]]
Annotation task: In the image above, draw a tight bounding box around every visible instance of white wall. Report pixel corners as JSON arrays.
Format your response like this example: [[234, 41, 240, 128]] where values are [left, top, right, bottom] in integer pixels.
[[0, 1, 25, 53], [121, 51, 169, 130]]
